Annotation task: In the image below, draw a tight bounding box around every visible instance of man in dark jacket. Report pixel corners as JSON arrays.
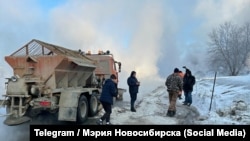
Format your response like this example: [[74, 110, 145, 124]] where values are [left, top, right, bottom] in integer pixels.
[[182, 67, 196, 106], [127, 71, 140, 112], [96, 74, 118, 125]]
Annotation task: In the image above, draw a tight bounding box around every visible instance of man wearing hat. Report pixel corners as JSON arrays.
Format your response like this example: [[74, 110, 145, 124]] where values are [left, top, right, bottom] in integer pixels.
[[165, 68, 183, 117], [182, 66, 196, 106]]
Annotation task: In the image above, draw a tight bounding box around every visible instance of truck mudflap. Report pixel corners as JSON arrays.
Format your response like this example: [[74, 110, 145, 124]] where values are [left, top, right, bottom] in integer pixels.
[[0, 99, 31, 126], [58, 90, 80, 122], [4, 116, 31, 126]]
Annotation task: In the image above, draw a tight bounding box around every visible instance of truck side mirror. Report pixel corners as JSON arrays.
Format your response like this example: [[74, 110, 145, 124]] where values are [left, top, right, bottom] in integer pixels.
[[118, 62, 121, 72]]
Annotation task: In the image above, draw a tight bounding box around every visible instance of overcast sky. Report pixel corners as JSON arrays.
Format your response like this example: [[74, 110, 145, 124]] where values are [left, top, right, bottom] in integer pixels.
[[0, 0, 250, 93]]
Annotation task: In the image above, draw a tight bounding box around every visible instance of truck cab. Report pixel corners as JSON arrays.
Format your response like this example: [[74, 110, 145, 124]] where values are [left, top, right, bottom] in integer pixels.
[[84, 50, 126, 100]]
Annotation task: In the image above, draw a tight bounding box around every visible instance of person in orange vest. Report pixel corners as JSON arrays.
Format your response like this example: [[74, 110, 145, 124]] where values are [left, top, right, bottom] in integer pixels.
[[177, 70, 184, 100]]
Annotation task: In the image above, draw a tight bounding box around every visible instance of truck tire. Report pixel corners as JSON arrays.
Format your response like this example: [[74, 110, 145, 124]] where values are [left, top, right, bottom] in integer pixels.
[[77, 95, 89, 123], [89, 93, 98, 117]]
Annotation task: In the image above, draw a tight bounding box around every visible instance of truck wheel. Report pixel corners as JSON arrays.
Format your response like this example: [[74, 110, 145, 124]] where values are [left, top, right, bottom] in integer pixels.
[[89, 93, 98, 117], [77, 95, 89, 123]]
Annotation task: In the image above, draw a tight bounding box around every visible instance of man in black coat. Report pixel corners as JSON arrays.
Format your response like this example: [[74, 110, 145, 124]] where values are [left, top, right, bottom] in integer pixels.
[[127, 71, 140, 112], [96, 74, 118, 125], [182, 67, 196, 106]]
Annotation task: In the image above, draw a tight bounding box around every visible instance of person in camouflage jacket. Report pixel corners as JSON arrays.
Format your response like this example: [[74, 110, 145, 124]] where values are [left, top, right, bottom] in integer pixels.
[[165, 68, 183, 117]]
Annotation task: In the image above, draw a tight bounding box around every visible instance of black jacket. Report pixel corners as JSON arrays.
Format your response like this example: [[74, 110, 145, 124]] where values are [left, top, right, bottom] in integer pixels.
[[127, 75, 139, 95], [100, 79, 118, 105], [183, 69, 196, 92]]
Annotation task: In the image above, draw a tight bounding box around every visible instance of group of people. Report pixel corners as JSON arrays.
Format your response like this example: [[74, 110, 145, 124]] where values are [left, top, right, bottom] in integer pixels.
[[165, 66, 196, 117], [96, 71, 140, 125], [96, 66, 195, 125]]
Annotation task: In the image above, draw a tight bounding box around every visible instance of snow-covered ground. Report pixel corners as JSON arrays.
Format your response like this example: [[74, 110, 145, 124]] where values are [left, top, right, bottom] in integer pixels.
[[107, 74, 250, 125], [0, 74, 250, 141]]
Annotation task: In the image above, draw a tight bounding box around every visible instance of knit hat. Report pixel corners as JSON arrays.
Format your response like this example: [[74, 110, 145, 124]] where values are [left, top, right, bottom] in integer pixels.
[[174, 68, 179, 73], [110, 74, 117, 79]]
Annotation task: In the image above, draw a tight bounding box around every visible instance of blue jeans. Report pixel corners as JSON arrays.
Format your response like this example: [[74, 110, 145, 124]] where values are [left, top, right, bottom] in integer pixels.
[[184, 91, 192, 104]]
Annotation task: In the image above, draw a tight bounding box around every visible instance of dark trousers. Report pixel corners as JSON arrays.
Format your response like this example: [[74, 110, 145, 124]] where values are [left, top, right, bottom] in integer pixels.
[[130, 93, 137, 109], [100, 101, 112, 122]]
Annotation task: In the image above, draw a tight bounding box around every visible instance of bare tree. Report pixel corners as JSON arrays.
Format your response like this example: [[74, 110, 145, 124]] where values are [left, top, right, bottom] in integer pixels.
[[207, 22, 250, 76], [243, 23, 250, 73]]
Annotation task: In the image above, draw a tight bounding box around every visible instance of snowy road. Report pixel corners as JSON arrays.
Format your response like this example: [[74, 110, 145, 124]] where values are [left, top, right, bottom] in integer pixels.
[[109, 85, 200, 125], [1, 75, 250, 141]]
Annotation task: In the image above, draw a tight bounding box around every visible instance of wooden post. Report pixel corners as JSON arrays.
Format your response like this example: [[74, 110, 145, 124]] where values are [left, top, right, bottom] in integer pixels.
[[209, 71, 217, 111]]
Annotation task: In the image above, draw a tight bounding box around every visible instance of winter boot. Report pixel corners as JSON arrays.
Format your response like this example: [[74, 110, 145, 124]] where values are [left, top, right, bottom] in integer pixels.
[[166, 110, 171, 116], [172, 111, 176, 116], [96, 119, 103, 125], [169, 111, 173, 117], [167, 110, 175, 117], [106, 122, 112, 125], [131, 107, 136, 112], [131, 104, 136, 112]]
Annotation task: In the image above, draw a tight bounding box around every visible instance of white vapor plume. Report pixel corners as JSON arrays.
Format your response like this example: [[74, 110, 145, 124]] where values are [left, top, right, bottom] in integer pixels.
[[49, 0, 166, 94]]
